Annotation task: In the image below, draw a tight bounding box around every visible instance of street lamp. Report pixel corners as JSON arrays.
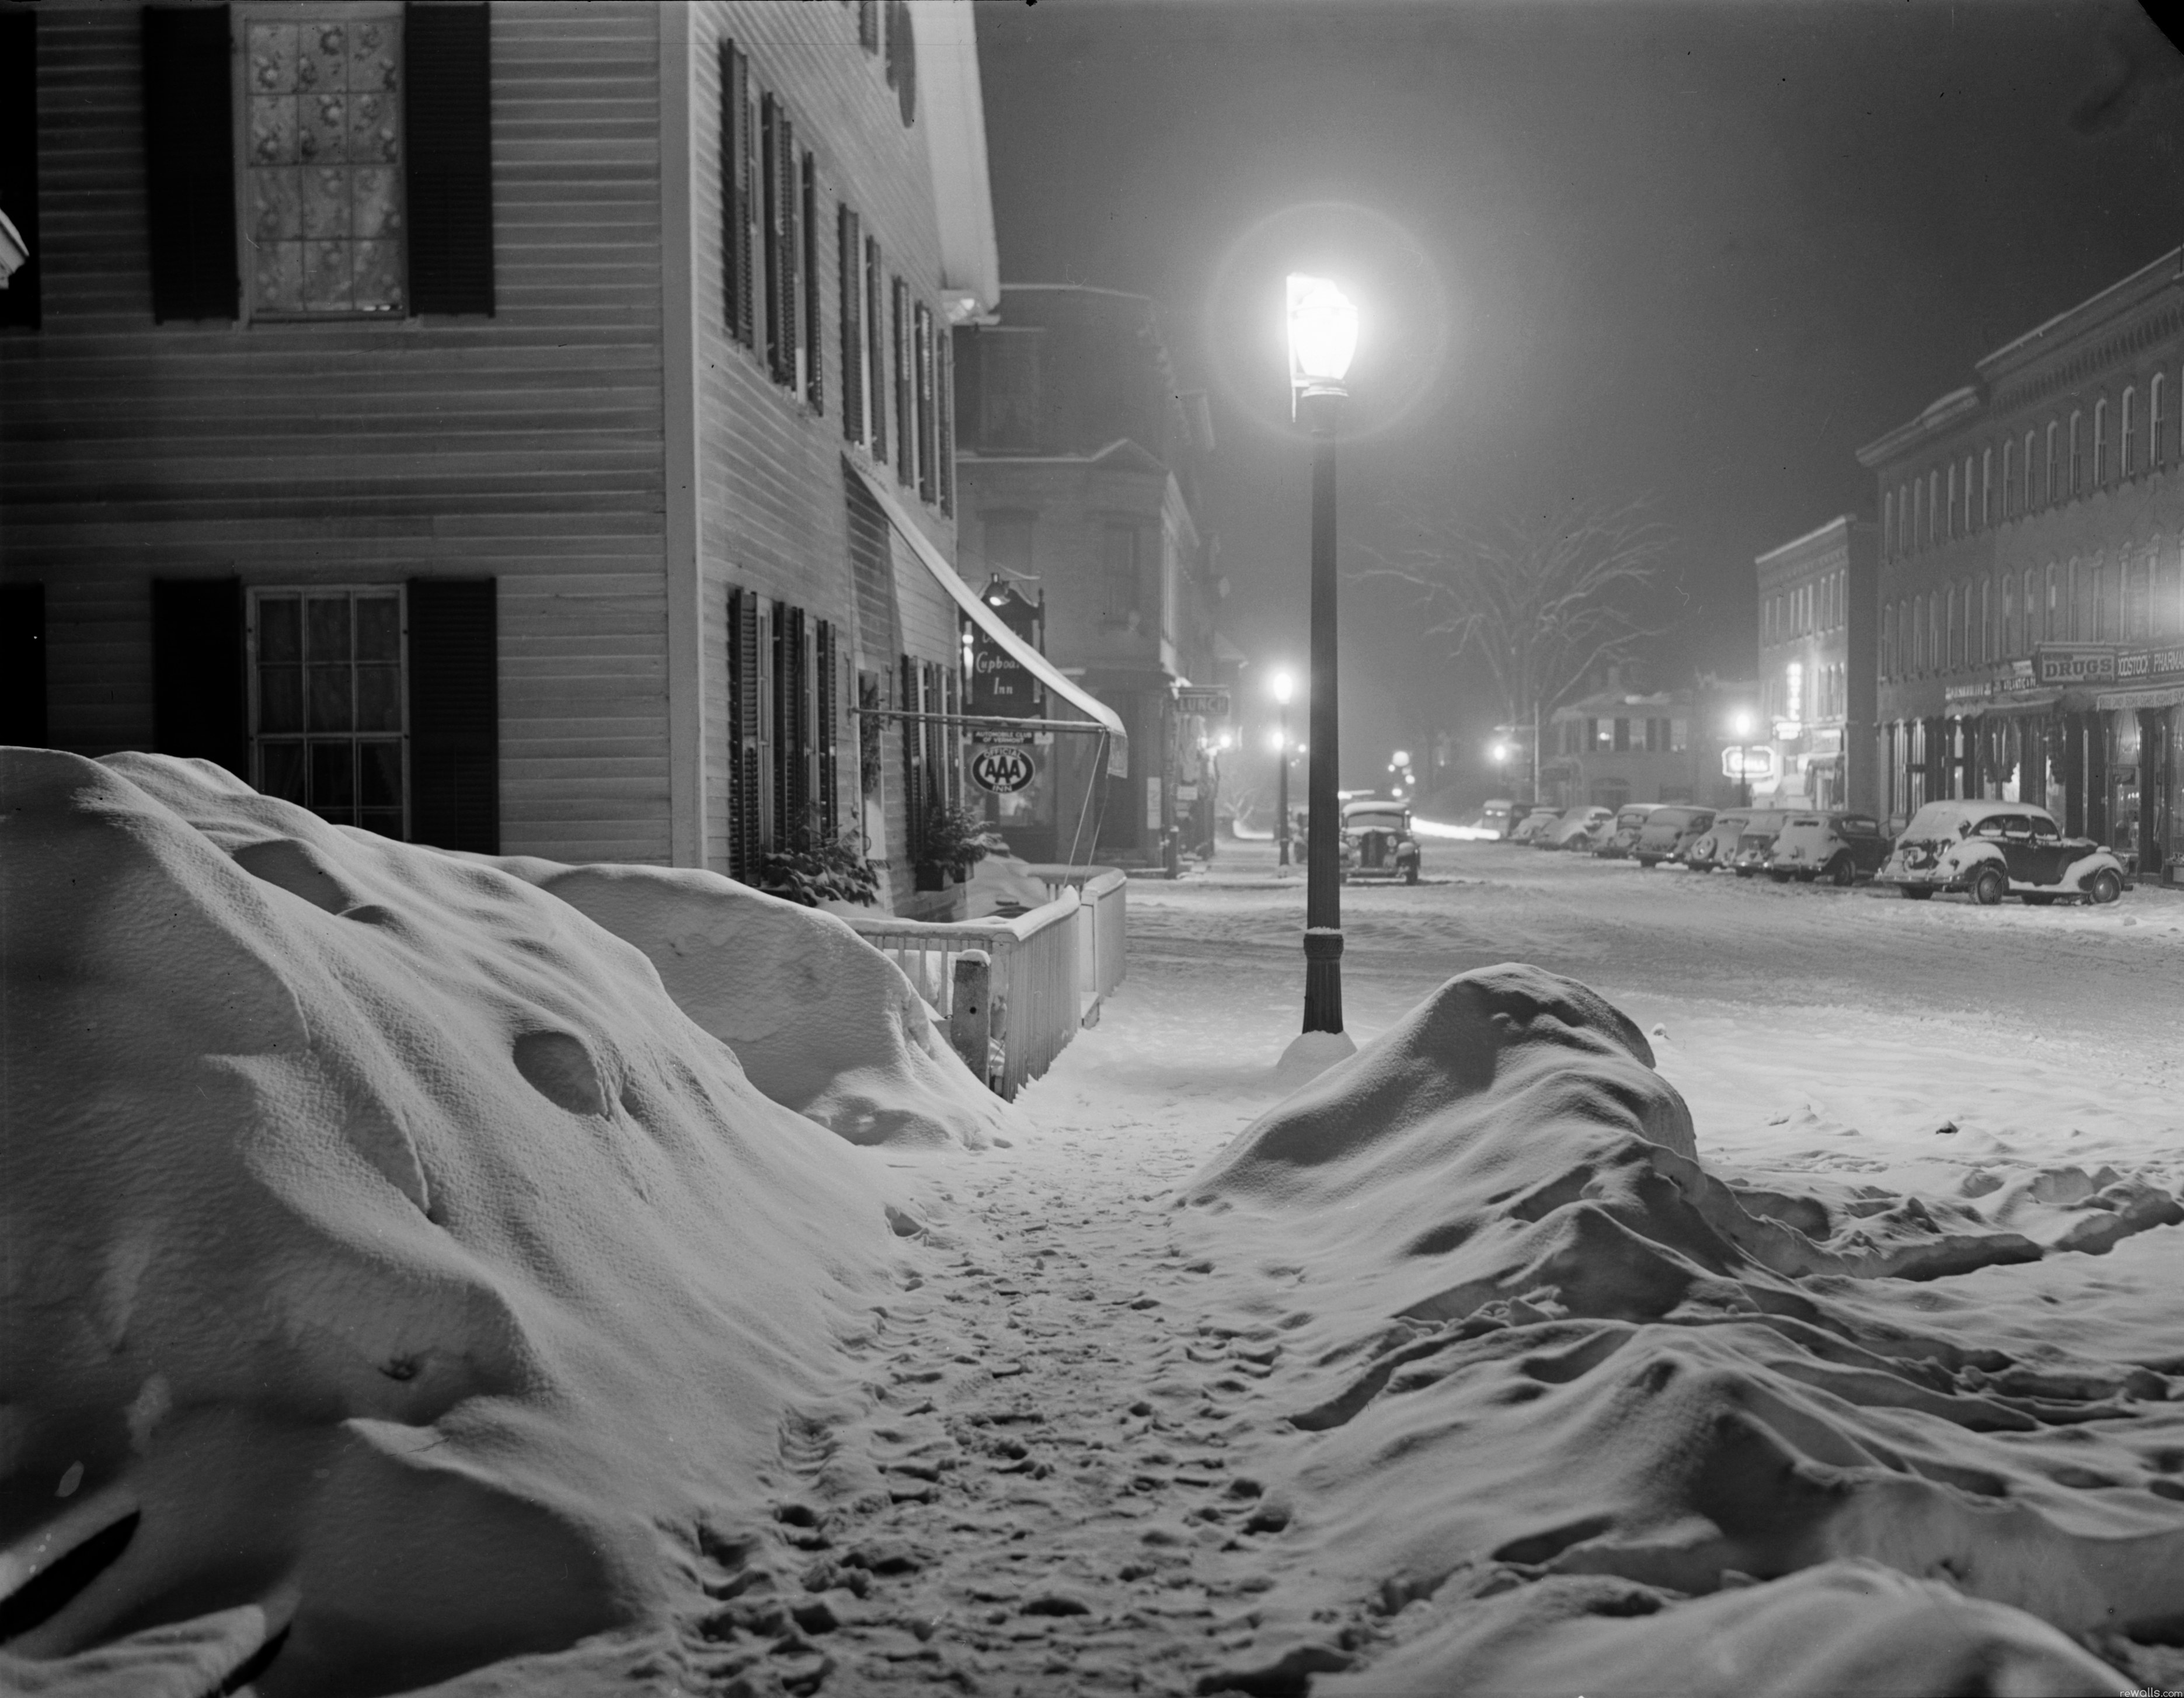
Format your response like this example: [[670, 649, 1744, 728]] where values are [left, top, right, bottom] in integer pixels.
[[1287, 274, 1357, 1038], [1271, 670, 1295, 871], [1730, 709, 1756, 808]]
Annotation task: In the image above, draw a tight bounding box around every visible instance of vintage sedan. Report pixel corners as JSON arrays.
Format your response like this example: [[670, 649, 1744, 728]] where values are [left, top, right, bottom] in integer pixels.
[[1593, 802, 1662, 859], [1632, 806, 1715, 868], [1877, 800, 2129, 905], [1764, 812, 1892, 885], [1679, 809, 1752, 873], [1727, 809, 1795, 878], [1338, 799, 1423, 883], [1509, 807, 1566, 845], [1545, 805, 1618, 850]]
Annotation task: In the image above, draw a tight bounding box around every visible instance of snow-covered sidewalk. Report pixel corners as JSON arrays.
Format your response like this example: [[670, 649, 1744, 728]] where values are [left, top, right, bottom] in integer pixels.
[[680, 853, 2183, 1695]]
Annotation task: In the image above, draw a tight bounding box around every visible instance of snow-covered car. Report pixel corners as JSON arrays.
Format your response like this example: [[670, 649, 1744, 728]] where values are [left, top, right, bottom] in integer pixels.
[[1632, 806, 1715, 868], [1678, 809, 1750, 872], [1592, 803, 1662, 859], [1878, 801, 2129, 905], [1764, 812, 1890, 886], [1509, 808, 1565, 845], [1727, 809, 1794, 878], [1545, 805, 1617, 850], [1338, 799, 1422, 883]]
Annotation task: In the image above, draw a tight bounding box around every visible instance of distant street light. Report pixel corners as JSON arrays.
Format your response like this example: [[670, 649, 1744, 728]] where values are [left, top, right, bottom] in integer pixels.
[[1729, 709, 1757, 808], [1270, 670, 1296, 871], [1287, 274, 1358, 1037]]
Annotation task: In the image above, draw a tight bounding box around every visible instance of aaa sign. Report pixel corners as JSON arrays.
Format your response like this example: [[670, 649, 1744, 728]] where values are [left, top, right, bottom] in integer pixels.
[[971, 745, 1037, 794]]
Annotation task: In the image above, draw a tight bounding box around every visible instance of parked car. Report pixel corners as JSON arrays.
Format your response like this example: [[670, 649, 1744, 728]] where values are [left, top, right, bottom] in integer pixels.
[[1339, 799, 1423, 883], [1679, 809, 1751, 872], [1478, 799, 1537, 840], [1727, 809, 1795, 878], [1877, 801, 2129, 905], [1546, 805, 1618, 850], [1593, 803, 1662, 859], [1764, 812, 1891, 885], [1632, 806, 1715, 868], [1509, 808, 1565, 845]]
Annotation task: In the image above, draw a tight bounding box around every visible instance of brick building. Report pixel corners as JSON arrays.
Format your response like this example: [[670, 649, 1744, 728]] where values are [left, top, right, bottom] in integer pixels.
[[952, 286, 1222, 865], [1751, 516, 1879, 811], [0, 1, 1117, 913], [1856, 248, 2184, 879]]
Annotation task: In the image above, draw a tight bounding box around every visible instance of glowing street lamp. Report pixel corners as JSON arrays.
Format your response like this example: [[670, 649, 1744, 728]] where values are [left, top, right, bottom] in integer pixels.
[[1286, 275, 1357, 1037]]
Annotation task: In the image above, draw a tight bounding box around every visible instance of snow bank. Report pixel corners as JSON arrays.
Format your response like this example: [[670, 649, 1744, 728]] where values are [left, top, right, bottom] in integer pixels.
[[1180, 963, 2182, 1685], [0, 751, 907, 1694], [481, 857, 1012, 1150]]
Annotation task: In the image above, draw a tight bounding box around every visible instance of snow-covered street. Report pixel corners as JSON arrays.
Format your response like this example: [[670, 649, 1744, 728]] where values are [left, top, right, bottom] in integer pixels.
[[688, 840, 2183, 1697]]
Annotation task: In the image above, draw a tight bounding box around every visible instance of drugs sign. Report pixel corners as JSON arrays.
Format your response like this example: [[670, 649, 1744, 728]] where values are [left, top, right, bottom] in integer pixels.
[[970, 744, 1037, 794]]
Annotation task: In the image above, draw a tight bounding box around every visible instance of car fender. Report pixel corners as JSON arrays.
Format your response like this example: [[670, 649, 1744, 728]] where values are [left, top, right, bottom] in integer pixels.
[[2058, 849, 2123, 889]]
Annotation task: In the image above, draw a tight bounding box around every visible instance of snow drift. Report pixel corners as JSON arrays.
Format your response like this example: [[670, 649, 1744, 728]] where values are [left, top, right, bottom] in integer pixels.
[[1181, 963, 2182, 1689], [0, 751, 911, 1694], [480, 857, 1012, 1150]]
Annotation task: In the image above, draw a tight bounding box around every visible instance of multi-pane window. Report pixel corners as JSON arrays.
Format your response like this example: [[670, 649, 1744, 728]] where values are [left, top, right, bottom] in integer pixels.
[[2002, 439, 2015, 516], [1980, 447, 1992, 527], [2044, 423, 2058, 507], [866, 236, 888, 461], [2153, 375, 2168, 467], [251, 587, 406, 837], [2068, 411, 2082, 495], [2094, 400, 2109, 488], [243, 12, 405, 316], [2122, 388, 2136, 478]]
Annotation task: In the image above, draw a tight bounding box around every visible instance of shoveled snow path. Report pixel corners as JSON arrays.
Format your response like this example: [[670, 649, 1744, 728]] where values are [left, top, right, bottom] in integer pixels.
[[675, 841, 2183, 1697]]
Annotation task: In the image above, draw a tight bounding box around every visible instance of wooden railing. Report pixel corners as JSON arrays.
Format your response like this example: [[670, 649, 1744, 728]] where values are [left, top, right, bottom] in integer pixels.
[[1027, 864, 1128, 1025], [845, 887, 1083, 1099]]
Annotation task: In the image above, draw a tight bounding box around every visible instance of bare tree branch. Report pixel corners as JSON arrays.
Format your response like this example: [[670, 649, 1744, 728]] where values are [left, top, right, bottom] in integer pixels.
[[1350, 492, 1686, 791]]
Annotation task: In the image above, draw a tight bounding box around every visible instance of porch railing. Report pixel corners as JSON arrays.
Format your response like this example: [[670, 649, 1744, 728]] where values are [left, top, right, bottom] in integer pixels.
[[1027, 864, 1129, 1024], [844, 889, 1079, 1099]]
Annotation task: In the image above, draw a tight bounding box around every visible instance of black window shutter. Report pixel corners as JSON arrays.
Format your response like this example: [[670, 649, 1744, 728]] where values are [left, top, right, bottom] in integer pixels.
[[816, 618, 838, 835], [143, 6, 238, 323], [801, 151, 821, 412], [838, 206, 863, 443], [406, 1, 494, 316], [407, 576, 499, 851], [720, 40, 752, 346], [938, 328, 954, 515], [760, 94, 783, 381], [0, 583, 48, 746], [900, 652, 923, 857], [866, 236, 887, 462], [893, 277, 912, 485], [727, 587, 763, 881], [151, 576, 246, 775], [0, 7, 40, 329]]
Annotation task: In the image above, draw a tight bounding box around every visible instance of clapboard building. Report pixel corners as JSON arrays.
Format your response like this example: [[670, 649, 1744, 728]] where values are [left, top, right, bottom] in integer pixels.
[[0, 0, 1112, 914]]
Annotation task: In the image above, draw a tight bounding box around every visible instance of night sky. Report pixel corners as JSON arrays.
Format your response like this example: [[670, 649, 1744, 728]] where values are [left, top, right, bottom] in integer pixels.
[[976, 0, 2184, 796]]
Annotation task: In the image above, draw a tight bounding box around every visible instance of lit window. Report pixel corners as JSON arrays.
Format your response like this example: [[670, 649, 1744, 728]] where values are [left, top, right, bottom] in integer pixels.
[[243, 12, 405, 317]]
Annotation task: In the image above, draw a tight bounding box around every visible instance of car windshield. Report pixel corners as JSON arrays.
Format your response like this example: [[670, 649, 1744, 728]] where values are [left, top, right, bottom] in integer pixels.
[[1347, 811, 1406, 831]]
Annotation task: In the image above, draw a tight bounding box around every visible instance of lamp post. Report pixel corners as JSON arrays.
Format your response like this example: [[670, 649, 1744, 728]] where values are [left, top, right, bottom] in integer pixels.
[[1732, 709, 1755, 809], [1288, 274, 1358, 1037], [1270, 671, 1295, 869]]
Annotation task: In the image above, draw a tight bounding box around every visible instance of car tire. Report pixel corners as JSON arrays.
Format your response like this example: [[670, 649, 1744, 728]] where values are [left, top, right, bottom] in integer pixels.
[[2088, 868, 2123, 905], [1971, 866, 2007, 907], [1827, 855, 1855, 888], [1900, 886, 1932, 900]]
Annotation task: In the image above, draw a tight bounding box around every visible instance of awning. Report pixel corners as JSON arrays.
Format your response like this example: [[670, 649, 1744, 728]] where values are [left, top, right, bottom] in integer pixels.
[[845, 457, 1127, 774]]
